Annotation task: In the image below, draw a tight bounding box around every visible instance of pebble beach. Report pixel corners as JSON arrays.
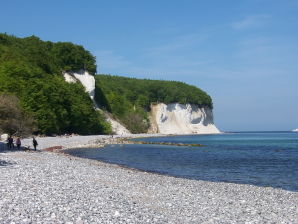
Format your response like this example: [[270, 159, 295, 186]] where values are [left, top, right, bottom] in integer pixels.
[[0, 135, 298, 223]]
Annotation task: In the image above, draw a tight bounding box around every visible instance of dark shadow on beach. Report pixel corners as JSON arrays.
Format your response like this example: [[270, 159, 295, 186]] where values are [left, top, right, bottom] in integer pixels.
[[0, 159, 15, 167], [0, 141, 18, 152], [0, 141, 7, 152], [0, 142, 16, 167], [0, 141, 39, 153]]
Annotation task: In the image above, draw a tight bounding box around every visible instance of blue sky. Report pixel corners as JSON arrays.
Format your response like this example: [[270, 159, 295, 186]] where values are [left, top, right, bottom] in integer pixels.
[[1, 0, 298, 131]]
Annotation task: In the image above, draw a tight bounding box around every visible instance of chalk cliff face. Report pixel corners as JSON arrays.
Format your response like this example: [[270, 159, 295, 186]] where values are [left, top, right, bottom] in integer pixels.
[[149, 103, 220, 134], [105, 115, 131, 135], [63, 71, 131, 135], [63, 70, 96, 100], [64, 72, 219, 135]]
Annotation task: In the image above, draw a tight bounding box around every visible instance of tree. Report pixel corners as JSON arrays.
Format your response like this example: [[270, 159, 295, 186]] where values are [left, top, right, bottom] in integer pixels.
[[94, 74, 213, 133], [0, 94, 36, 137], [0, 33, 110, 135]]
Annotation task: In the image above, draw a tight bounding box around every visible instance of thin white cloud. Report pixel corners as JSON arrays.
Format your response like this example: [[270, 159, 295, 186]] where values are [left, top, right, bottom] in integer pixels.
[[94, 32, 213, 77], [232, 14, 270, 30], [146, 33, 209, 56], [235, 36, 298, 69], [94, 50, 132, 73]]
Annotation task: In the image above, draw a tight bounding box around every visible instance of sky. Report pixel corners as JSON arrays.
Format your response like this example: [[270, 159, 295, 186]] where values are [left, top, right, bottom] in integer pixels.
[[1, 0, 298, 131]]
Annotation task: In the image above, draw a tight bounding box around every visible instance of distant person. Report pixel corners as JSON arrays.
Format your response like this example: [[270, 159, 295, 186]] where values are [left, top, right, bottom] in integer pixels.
[[16, 137, 21, 150], [7, 136, 13, 149], [6, 136, 10, 149], [33, 137, 38, 151]]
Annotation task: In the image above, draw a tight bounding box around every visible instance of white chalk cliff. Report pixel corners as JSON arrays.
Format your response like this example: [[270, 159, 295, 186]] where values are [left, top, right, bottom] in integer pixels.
[[64, 71, 219, 135], [105, 114, 131, 135], [149, 103, 220, 134], [63, 70, 131, 135], [64, 70, 96, 100]]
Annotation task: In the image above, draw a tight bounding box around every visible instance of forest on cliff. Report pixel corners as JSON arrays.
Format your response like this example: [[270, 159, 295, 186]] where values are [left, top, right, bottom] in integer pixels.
[[0, 33, 110, 135], [0, 34, 213, 135], [95, 75, 212, 133]]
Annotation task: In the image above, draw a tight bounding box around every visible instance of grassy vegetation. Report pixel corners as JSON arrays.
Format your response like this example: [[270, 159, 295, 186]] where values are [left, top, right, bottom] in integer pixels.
[[95, 74, 213, 133]]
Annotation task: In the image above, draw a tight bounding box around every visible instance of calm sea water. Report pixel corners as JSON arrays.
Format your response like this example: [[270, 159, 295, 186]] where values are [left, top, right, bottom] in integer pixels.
[[66, 132, 298, 191]]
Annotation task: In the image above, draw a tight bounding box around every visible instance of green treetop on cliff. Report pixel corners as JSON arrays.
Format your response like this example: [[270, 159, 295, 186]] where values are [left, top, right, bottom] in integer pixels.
[[0, 33, 214, 135], [0, 33, 110, 135], [95, 75, 213, 133]]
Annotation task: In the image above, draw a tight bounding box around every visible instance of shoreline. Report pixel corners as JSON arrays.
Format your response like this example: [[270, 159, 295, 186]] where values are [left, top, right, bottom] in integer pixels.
[[9, 132, 214, 152], [17, 133, 168, 152], [1, 148, 297, 223], [1, 132, 225, 152], [1, 133, 298, 223]]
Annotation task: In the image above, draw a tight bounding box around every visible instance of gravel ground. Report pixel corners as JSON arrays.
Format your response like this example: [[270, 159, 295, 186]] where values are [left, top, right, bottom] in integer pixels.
[[0, 149, 297, 224], [16, 134, 166, 150]]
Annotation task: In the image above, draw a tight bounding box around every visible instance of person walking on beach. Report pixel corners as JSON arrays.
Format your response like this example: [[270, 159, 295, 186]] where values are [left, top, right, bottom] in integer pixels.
[[6, 136, 10, 149], [7, 136, 13, 149], [16, 137, 21, 150], [33, 137, 38, 151]]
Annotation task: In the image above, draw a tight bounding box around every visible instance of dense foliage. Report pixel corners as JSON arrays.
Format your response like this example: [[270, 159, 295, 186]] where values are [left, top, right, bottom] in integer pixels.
[[0, 33, 111, 135], [95, 75, 213, 133], [0, 94, 35, 136], [0, 33, 214, 135]]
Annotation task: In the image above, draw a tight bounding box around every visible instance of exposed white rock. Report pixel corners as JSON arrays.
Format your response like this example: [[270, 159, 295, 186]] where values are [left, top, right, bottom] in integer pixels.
[[105, 114, 131, 135], [64, 70, 96, 100], [149, 103, 220, 134], [63, 72, 219, 135], [63, 73, 77, 83], [63, 70, 131, 135]]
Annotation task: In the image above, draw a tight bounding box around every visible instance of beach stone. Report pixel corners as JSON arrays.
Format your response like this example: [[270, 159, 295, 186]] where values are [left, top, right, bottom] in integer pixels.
[[0, 150, 297, 223]]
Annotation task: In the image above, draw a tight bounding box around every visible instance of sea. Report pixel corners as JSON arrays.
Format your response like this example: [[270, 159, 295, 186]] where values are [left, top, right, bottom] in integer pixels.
[[66, 132, 298, 192]]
